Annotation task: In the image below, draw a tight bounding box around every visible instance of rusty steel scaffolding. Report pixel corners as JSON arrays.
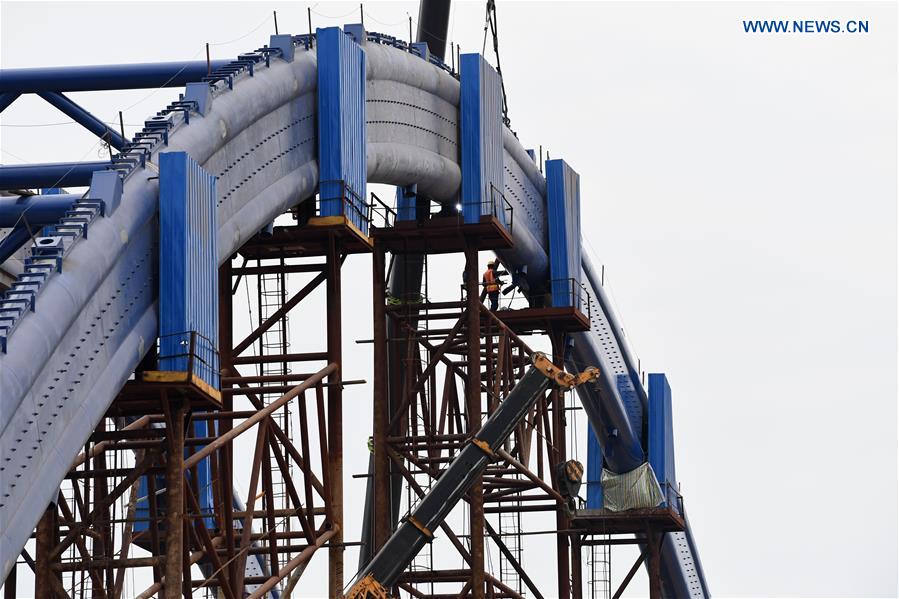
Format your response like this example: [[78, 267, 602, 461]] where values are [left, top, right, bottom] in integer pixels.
[[2, 208, 676, 599], [367, 229, 586, 599], [2, 219, 356, 599]]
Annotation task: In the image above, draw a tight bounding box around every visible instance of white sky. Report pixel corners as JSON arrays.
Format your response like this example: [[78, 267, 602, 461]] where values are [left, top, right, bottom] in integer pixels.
[[1, 1, 897, 597]]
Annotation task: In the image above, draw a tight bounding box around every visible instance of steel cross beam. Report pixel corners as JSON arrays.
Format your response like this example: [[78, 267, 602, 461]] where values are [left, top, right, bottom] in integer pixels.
[[0, 61, 231, 93], [37, 92, 127, 150], [0, 161, 110, 189], [0, 92, 19, 112]]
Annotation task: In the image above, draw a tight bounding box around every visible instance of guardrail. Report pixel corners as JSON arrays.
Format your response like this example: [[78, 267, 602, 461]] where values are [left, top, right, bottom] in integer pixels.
[[473, 276, 591, 317], [317, 180, 396, 232], [461, 183, 514, 234], [369, 191, 397, 229], [157, 330, 221, 389], [662, 480, 685, 516]]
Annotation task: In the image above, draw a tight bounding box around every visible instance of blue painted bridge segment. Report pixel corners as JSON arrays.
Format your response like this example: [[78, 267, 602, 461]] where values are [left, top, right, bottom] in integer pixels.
[[0, 27, 708, 598]]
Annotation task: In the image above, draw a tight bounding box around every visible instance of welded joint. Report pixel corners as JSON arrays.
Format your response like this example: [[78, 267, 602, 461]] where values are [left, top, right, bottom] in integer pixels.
[[471, 437, 497, 460], [405, 515, 433, 540], [532, 351, 600, 389]]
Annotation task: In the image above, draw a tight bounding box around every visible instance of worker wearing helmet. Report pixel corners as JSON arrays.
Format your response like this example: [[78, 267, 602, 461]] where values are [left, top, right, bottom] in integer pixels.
[[482, 260, 501, 310]]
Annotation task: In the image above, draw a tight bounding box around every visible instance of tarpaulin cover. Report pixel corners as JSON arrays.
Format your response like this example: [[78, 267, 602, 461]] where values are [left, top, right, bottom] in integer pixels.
[[601, 462, 665, 511]]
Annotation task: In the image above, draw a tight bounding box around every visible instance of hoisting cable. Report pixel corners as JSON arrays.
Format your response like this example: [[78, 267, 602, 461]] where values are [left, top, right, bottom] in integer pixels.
[[482, 0, 511, 126]]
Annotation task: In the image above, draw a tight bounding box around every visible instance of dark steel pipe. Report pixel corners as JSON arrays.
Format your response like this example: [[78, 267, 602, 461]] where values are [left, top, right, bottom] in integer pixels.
[[0, 92, 19, 112], [416, 0, 452, 59], [0, 226, 31, 264], [0, 60, 230, 93]]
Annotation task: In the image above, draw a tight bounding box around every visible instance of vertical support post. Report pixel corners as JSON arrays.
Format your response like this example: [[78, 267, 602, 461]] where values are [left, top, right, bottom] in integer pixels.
[[464, 245, 485, 599], [34, 505, 55, 599], [217, 261, 237, 598], [551, 330, 571, 599], [326, 234, 344, 598], [647, 530, 663, 599], [3, 561, 15, 599], [163, 401, 187, 599], [571, 533, 583, 599], [372, 244, 391, 552]]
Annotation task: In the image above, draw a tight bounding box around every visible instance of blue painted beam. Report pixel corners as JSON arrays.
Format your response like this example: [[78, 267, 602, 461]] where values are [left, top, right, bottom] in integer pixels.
[[0, 161, 109, 190], [0, 61, 230, 93], [37, 93, 127, 150], [0, 194, 80, 227], [0, 92, 19, 113], [0, 227, 32, 264]]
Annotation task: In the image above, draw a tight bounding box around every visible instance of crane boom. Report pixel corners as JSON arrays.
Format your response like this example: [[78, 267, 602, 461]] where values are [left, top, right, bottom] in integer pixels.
[[348, 353, 599, 597]]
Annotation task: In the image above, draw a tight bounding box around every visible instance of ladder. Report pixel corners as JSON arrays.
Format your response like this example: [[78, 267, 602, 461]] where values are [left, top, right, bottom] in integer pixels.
[[256, 260, 292, 563], [586, 538, 612, 599], [498, 488, 523, 593]]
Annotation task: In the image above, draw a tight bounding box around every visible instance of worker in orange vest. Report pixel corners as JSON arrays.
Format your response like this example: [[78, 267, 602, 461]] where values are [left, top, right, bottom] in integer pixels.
[[482, 260, 501, 310]]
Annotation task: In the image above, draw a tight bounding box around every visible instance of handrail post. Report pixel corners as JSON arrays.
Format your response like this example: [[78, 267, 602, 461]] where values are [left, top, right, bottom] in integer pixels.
[[187, 331, 197, 379]]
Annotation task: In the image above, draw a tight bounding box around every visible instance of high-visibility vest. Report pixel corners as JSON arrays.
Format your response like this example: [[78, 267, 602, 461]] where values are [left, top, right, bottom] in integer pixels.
[[483, 269, 499, 293]]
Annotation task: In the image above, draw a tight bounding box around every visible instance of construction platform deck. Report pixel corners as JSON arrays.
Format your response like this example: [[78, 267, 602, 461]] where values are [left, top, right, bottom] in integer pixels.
[[239, 216, 373, 259], [371, 214, 514, 254], [108, 371, 223, 415], [571, 506, 686, 535], [492, 305, 591, 333]]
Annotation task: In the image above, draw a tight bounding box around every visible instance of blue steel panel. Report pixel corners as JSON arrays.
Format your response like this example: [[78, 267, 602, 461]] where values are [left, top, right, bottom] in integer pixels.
[[546, 159, 582, 308], [460, 53, 504, 226], [586, 426, 603, 509], [317, 27, 368, 233], [648, 373, 678, 509], [158, 151, 219, 390], [396, 184, 417, 221]]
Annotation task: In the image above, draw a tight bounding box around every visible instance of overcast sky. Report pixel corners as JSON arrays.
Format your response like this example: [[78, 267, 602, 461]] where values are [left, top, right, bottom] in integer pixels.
[[1, 1, 897, 597]]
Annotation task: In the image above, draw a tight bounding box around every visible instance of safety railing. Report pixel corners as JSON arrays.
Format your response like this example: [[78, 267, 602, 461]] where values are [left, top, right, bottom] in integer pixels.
[[317, 180, 396, 233], [468, 276, 591, 318], [461, 183, 514, 235], [549, 277, 590, 314], [156, 330, 221, 390], [369, 191, 397, 229], [662, 480, 685, 516], [317, 179, 372, 233]]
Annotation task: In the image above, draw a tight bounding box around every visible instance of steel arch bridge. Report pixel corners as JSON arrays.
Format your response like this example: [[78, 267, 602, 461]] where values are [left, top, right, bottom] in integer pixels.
[[0, 5, 708, 598]]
